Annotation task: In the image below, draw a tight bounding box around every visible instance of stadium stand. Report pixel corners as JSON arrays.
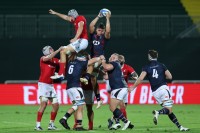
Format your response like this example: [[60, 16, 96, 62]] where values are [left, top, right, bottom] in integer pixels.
[[0, 0, 187, 15]]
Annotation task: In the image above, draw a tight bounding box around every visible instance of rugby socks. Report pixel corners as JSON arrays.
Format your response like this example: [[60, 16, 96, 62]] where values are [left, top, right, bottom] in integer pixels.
[[168, 112, 181, 128], [76, 120, 83, 126], [63, 112, 71, 120], [37, 112, 43, 122], [113, 108, 128, 123], [95, 94, 101, 101], [115, 117, 120, 124], [120, 108, 127, 118], [158, 108, 170, 115], [36, 112, 43, 127], [50, 112, 57, 122], [88, 121, 93, 130], [58, 62, 66, 75]]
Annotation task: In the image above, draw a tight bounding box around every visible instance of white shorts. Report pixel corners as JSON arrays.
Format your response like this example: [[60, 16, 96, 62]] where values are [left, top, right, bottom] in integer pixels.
[[123, 94, 128, 104], [83, 90, 95, 104], [111, 88, 128, 101], [67, 87, 85, 102], [69, 38, 88, 53], [38, 82, 57, 98], [152, 85, 172, 105]]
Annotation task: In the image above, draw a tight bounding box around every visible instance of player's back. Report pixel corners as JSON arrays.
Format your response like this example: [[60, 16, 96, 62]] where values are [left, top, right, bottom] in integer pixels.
[[143, 60, 167, 92], [66, 59, 88, 89], [108, 61, 128, 90], [74, 15, 88, 39]]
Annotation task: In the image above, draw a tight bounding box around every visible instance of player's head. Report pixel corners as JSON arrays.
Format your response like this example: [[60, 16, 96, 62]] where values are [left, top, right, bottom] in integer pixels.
[[148, 50, 158, 61], [42, 45, 54, 56], [68, 9, 78, 20], [109, 53, 119, 62], [96, 23, 105, 36], [118, 55, 125, 65], [75, 51, 90, 61]]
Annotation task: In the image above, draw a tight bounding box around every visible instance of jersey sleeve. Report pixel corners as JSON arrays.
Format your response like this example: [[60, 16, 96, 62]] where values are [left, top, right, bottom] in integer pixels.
[[127, 65, 135, 74], [110, 62, 118, 69], [162, 64, 168, 71], [142, 65, 148, 72]]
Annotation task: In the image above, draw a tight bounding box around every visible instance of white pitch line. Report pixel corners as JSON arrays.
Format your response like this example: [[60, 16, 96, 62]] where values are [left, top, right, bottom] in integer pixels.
[[2, 121, 32, 126]]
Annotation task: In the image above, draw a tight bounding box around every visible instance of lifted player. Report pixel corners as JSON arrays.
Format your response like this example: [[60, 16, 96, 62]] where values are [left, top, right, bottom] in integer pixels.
[[49, 9, 88, 80]]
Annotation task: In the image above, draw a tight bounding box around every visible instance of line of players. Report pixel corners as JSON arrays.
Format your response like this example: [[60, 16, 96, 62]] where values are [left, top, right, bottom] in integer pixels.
[[35, 8, 189, 131]]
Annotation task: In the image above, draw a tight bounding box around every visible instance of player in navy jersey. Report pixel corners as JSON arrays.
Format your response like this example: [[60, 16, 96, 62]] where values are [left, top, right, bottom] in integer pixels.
[[100, 53, 134, 130], [59, 52, 101, 131], [80, 10, 111, 108], [129, 50, 189, 132]]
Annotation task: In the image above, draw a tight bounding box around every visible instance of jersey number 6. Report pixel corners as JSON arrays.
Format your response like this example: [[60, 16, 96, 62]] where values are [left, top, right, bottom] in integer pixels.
[[68, 65, 74, 74]]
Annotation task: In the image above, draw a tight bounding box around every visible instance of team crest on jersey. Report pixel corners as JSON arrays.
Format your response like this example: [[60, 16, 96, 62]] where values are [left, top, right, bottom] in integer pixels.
[[93, 40, 100, 45]]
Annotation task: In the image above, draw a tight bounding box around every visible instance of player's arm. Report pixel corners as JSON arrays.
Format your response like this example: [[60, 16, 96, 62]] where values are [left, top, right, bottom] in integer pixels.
[[105, 12, 111, 39], [89, 13, 101, 34], [165, 70, 172, 82], [87, 57, 101, 66], [43, 46, 63, 62], [49, 9, 71, 22], [129, 71, 147, 92], [103, 72, 109, 80], [70, 21, 84, 43]]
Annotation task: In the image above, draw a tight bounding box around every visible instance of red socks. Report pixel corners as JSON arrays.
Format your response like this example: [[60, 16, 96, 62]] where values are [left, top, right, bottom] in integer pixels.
[[88, 121, 93, 130], [50, 112, 57, 121], [37, 112, 43, 122], [120, 108, 127, 118], [58, 62, 66, 75]]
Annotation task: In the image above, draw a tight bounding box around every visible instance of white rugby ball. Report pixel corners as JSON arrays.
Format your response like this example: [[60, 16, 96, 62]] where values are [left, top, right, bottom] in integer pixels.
[[100, 8, 111, 17]]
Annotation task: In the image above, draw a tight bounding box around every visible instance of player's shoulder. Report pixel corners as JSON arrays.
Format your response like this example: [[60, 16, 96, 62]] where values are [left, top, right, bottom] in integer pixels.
[[124, 64, 132, 68], [76, 15, 86, 21]]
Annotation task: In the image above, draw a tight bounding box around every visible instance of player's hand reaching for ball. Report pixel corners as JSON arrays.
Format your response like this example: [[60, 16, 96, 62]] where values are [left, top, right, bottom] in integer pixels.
[[49, 9, 56, 15], [106, 11, 111, 19], [58, 46, 64, 51]]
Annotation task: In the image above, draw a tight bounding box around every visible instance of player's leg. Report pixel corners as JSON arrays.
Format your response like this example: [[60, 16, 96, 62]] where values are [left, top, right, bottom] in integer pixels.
[[152, 86, 173, 125], [51, 39, 88, 79], [35, 96, 48, 130], [51, 45, 73, 79], [110, 88, 133, 130], [59, 89, 79, 130], [48, 97, 59, 130], [73, 112, 77, 129], [83, 90, 95, 130], [86, 104, 94, 130]]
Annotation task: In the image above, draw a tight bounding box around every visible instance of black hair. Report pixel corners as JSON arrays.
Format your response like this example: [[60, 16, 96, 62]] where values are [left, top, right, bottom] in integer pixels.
[[148, 50, 158, 59], [97, 23, 105, 29]]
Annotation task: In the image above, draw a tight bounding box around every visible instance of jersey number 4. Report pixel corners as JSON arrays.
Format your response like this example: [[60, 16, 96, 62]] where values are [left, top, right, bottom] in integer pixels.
[[68, 65, 74, 74], [152, 69, 158, 78]]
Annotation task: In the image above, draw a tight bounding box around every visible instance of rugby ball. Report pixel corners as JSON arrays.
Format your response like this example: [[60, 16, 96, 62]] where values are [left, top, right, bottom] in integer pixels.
[[100, 8, 111, 17]]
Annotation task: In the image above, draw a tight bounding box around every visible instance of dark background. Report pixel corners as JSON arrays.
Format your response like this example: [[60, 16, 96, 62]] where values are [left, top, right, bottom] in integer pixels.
[[0, 0, 199, 83]]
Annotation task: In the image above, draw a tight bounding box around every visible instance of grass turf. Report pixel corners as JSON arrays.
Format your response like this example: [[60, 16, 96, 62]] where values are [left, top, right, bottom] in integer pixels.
[[0, 105, 199, 133]]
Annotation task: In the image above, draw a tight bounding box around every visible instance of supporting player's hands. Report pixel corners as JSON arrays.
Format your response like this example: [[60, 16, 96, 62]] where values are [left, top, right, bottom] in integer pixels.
[[70, 38, 77, 43], [100, 55, 106, 62], [49, 9, 57, 15]]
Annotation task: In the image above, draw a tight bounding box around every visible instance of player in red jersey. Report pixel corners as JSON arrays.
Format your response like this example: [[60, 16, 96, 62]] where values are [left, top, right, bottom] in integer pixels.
[[107, 54, 138, 130], [35, 45, 63, 131], [49, 9, 88, 80]]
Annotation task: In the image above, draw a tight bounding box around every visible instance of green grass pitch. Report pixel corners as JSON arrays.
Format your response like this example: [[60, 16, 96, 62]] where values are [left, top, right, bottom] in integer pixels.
[[0, 105, 199, 133]]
